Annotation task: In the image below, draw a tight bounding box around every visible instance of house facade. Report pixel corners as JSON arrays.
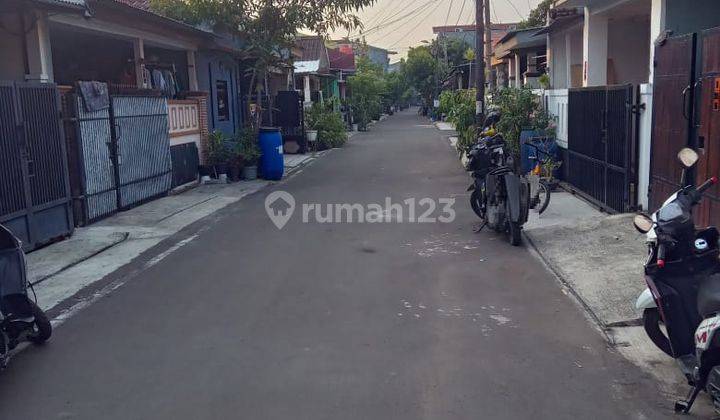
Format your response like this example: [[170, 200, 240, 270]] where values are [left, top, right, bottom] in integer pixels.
[[541, 0, 720, 214]]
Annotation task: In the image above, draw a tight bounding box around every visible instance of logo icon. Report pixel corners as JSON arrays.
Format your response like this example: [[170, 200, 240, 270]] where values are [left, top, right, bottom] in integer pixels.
[[265, 191, 295, 229]]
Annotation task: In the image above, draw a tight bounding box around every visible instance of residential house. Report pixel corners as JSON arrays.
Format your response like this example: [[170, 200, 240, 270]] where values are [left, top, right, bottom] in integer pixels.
[[434, 23, 518, 88], [540, 0, 720, 216], [294, 35, 335, 107], [492, 27, 547, 89]]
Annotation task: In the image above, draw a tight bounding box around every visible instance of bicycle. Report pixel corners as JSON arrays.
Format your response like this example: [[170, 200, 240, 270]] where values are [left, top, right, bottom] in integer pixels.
[[524, 141, 557, 215]]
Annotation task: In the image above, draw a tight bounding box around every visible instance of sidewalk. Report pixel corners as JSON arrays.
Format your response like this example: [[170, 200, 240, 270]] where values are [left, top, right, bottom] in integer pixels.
[[29, 152, 324, 315], [524, 191, 711, 409]]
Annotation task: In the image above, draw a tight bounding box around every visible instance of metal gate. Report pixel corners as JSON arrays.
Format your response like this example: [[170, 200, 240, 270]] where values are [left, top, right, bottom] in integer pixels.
[[275, 91, 305, 153], [566, 84, 637, 212], [648, 33, 697, 212], [112, 96, 172, 208], [0, 82, 73, 249], [66, 92, 172, 225]]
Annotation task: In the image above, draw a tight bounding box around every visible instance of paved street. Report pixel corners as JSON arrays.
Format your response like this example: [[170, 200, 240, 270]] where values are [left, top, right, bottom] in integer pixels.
[[0, 110, 680, 419]]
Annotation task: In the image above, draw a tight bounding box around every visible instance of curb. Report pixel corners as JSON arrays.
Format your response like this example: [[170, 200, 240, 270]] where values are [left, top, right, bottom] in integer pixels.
[[523, 230, 615, 345]]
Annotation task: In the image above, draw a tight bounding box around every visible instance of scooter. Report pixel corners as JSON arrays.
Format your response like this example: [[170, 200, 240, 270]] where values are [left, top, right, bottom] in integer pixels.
[[466, 114, 530, 246], [633, 147, 720, 413], [0, 224, 52, 369]]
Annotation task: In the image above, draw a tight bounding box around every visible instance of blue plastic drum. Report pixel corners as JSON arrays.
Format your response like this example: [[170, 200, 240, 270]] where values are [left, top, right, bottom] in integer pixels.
[[258, 127, 284, 180]]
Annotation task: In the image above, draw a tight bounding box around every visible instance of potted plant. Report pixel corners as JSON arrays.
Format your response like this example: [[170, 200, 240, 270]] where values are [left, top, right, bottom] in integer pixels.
[[238, 129, 261, 180], [207, 130, 232, 179]]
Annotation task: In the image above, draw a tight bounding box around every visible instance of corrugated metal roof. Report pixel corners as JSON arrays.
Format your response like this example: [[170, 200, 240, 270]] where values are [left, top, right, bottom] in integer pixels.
[[294, 60, 321, 74], [36, 0, 87, 8]]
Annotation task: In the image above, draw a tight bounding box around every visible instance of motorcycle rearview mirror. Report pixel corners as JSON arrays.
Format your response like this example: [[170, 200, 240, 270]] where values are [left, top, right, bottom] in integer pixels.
[[678, 148, 699, 168], [633, 214, 654, 234]]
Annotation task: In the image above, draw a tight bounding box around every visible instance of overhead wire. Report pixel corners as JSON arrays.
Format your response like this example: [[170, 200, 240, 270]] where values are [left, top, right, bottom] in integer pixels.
[[389, 0, 446, 49], [454, 0, 468, 26], [352, 0, 439, 38], [444, 0, 455, 26], [502, 0, 525, 20]]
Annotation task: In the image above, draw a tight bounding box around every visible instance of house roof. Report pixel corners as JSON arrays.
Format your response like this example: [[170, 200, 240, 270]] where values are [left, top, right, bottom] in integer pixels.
[[296, 36, 327, 61], [294, 60, 321, 74], [432, 23, 519, 33], [104, 0, 213, 37], [494, 27, 546, 59], [33, 0, 87, 10]]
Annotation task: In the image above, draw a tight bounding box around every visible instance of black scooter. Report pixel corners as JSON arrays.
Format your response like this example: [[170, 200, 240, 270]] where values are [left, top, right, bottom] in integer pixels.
[[633, 148, 720, 413], [0, 225, 52, 368], [466, 121, 530, 246]]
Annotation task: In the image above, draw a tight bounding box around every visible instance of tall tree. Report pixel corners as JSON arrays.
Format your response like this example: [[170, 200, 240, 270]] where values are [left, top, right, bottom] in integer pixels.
[[403, 45, 439, 108]]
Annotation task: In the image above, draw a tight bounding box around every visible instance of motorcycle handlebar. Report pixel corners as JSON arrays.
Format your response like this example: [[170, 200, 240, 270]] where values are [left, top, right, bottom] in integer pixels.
[[697, 176, 718, 194], [657, 243, 666, 268]]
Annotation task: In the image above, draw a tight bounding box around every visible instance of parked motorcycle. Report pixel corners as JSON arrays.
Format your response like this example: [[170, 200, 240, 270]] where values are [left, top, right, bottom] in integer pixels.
[[466, 114, 530, 246], [0, 224, 52, 369], [633, 147, 720, 413]]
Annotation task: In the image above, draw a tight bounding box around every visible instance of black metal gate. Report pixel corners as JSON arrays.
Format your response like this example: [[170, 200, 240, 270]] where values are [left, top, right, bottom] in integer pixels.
[[275, 91, 305, 153], [0, 82, 73, 249], [566, 84, 638, 213], [65, 91, 172, 225]]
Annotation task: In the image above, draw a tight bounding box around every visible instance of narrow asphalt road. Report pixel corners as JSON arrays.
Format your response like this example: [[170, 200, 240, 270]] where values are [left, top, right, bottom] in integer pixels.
[[0, 110, 680, 419]]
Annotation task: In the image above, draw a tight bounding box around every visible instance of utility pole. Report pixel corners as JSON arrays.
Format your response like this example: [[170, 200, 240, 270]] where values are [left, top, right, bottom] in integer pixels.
[[484, 0, 494, 90], [475, 0, 485, 123]]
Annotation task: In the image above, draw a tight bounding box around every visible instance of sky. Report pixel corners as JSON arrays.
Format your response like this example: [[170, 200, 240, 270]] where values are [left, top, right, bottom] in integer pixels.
[[330, 0, 543, 61]]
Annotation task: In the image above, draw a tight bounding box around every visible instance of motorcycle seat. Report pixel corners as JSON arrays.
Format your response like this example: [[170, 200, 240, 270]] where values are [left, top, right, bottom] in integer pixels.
[[697, 274, 720, 318]]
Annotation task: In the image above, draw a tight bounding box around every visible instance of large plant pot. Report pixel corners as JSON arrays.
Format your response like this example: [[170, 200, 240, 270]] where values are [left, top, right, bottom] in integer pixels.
[[243, 165, 258, 180], [306, 130, 318, 143], [213, 163, 229, 179], [229, 164, 242, 182]]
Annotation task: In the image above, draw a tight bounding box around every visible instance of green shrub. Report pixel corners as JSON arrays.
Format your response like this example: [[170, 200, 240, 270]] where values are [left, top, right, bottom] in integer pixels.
[[438, 89, 476, 133], [234, 127, 261, 166], [306, 102, 347, 150], [491, 87, 553, 155], [457, 126, 477, 155]]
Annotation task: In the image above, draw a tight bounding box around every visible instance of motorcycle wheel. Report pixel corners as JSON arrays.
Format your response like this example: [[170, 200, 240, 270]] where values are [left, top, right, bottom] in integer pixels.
[[536, 180, 551, 215], [643, 308, 673, 357], [470, 189, 485, 219], [506, 200, 522, 246], [29, 302, 52, 345]]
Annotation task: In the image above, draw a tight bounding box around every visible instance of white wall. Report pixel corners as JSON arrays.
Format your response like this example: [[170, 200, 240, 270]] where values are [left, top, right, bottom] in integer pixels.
[[608, 16, 651, 85], [545, 89, 569, 149], [637, 83, 653, 210], [548, 32, 568, 89]]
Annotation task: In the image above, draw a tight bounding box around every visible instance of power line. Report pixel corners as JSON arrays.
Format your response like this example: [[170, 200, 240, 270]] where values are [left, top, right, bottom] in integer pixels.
[[502, 0, 524, 19], [389, 0, 446, 49], [352, 0, 438, 38], [444, 0, 455, 26], [454, 0, 468, 26]]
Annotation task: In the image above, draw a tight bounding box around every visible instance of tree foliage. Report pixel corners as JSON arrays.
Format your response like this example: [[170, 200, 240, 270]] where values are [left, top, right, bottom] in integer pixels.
[[517, 0, 553, 29], [150, 0, 376, 125], [403, 45, 438, 107]]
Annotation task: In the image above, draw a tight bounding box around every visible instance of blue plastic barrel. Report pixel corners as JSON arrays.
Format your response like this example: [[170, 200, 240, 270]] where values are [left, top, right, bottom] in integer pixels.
[[258, 127, 284, 180]]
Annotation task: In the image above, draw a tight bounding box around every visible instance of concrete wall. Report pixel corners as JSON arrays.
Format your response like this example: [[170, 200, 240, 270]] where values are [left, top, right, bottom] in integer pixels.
[[548, 32, 568, 89], [637, 83, 653, 210], [607, 16, 651, 85], [0, 14, 26, 81], [664, 0, 720, 36], [544, 89, 569, 149]]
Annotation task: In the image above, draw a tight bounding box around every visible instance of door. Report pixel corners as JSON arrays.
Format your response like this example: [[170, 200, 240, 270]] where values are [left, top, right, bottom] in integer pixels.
[[648, 33, 697, 211], [0, 82, 73, 249], [566, 85, 636, 212], [209, 61, 237, 136], [695, 28, 720, 226]]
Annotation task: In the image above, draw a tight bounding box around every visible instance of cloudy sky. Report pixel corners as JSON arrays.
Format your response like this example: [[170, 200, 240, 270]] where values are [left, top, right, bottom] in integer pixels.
[[330, 0, 543, 60]]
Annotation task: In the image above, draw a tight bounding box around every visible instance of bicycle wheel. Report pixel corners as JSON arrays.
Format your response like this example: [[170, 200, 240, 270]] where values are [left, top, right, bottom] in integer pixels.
[[536, 180, 551, 215]]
